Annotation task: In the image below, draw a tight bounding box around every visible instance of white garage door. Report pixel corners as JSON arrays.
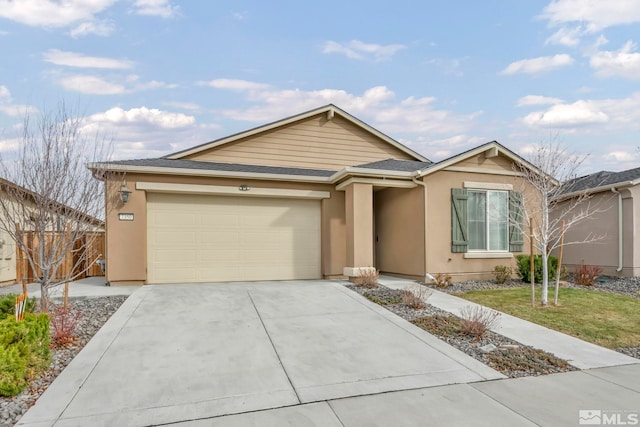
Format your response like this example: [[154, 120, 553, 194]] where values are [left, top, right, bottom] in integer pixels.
[[147, 193, 321, 283]]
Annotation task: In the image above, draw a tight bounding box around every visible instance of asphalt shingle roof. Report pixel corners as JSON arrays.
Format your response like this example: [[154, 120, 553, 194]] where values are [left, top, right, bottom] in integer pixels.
[[107, 158, 337, 177], [355, 158, 433, 172], [563, 166, 640, 193]]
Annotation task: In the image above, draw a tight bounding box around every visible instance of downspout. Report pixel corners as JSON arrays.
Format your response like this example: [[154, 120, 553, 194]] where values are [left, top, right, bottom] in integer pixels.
[[412, 176, 434, 282], [611, 188, 623, 273]]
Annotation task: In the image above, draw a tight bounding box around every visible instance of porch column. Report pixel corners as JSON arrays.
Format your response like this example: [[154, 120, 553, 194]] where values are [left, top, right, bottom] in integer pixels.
[[343, 182, 374, 277]]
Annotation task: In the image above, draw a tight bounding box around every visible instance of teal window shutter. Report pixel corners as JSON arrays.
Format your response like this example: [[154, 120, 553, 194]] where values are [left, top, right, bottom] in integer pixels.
[[451, 188, 468, 253], [509, 191, 524, 252]]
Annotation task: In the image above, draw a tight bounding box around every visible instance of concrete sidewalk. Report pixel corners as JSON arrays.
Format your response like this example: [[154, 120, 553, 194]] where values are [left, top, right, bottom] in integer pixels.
[[0, 276, 140, 298], [378, 275, 638, 369]]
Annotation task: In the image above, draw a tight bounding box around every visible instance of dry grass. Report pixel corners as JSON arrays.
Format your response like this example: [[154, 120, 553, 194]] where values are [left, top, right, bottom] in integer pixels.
[[459, 305, 501, 338], [353, 269, 379, 289], [401, 286, 432, 309]]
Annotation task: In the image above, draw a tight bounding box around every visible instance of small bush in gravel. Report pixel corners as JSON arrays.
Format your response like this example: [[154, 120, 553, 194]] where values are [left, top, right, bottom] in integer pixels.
[[0, 313, 50, 397], [459, 305, 500, 338], [402, 286, 432, 309], [412, 314, 461, 337], [50, 305, 81, 348], [354, 269, 379, 289], [486, 347, 571, 374], [363, 289, 403, 305], [0, 294, 36, 316], [574, 264, 603, 286], [493, 265, 512, 285], [433, 273, 452, 288]]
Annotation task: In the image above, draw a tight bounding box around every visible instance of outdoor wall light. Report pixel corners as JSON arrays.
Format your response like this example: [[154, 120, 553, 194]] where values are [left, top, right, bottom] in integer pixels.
[[119, 181, 132, 204], [239, 184, 250, 191]]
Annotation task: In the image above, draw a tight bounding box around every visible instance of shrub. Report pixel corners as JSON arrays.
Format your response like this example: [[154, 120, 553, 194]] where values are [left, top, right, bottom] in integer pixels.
[[574, 264, 603, 286], [433, 273, 452, 288], [515, 254, 558, 283], [50, 305, 81, 348], [401, 286, 432, 309], [353, 269, 379, 289], [493, 265, 512, 285], [459, 305, 501, 338], [0, 313, 50, 396], [0, 294, 37, 316]]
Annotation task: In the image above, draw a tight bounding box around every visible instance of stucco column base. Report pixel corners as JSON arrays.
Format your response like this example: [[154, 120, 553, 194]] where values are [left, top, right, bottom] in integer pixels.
[[343, 267, 376, 277]]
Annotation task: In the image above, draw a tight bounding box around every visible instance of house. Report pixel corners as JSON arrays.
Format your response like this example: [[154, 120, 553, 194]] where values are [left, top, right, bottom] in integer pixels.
[[92, 105, 540, 285], [555, 167, 640, 277], [0, 177, 105, 285]]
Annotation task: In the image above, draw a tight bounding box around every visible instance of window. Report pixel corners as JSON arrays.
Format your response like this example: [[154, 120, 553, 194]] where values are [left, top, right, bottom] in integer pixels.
[[467, 190, 508, 251], [451, 188, 523, 254]]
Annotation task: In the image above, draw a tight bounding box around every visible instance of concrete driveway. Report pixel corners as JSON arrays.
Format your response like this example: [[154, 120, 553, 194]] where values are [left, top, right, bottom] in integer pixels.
[[18, 280, 503, 426]]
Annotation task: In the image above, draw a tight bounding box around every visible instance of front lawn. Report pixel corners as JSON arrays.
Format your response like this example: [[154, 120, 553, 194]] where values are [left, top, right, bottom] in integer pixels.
[[457, 287, 640, 349]]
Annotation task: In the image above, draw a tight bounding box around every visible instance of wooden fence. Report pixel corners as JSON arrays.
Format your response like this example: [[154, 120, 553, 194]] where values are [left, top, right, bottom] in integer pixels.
[[16, 231, 105, 284]]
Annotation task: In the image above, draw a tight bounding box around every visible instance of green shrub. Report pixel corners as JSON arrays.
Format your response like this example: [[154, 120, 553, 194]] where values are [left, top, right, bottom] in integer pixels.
[[516, 255, 559, 283], [0, 313, 50, 397], [0, 293, 37, 316], [493, 265, 512, 285]]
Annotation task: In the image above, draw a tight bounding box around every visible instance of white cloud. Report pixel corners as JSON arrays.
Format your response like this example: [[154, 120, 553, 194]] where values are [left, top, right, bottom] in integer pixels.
[[131, 0, 179, 18], [426, 58, 465, 76], [55, 73, 174, 95], [197, 79, 270, 91], [590, 40, 640, 79], [43, 49, 133, 69], [523, 100, 609, 127], [0, 85, 36, 117], [69, 19, 114, 37], [81, 106, 214, 159], [501, 54, 574, 75], [606, 151, 635, 162], [545, 26, 583, 46], [203, 80, 480, 140], [322, 40, 406, 61], [540, 0, 640, 32], [516, 95, 564, 106], [0, 0, 115, 28], [162, 101, 201, 111], [58, 75, 126, 95]]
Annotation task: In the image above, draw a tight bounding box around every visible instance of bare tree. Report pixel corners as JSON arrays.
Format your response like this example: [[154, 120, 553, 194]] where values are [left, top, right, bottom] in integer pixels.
[[515, 140, 607, 306], [0, 104, 117, 311]]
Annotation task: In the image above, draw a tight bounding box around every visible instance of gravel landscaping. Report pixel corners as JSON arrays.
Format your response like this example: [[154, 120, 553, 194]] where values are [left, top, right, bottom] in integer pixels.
[[0, 296, 127, 427], [347, 284, 578, 378]]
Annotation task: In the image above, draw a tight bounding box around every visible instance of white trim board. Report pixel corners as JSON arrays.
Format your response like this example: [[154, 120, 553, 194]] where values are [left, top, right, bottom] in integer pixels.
[[136, 182, 331, 199]]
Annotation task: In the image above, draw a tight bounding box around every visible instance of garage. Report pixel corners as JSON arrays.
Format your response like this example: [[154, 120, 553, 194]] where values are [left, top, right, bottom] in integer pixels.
[[146, 193, 321, 283]]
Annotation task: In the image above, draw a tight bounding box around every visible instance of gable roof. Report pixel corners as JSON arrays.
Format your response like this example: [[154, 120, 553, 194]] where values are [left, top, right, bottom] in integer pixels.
[[165, 104, 430, 163], [416, 140, 547, 179], [561, 166, 640, 195]]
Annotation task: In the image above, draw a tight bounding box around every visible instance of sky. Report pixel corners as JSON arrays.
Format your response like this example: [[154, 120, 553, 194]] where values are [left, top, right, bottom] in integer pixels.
[[1, 0, 640, 174]]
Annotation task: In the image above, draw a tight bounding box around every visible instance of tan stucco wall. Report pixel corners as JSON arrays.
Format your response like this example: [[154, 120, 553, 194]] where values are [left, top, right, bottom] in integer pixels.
[[0, 230, 16, 283], [557, 188, 639, 276], [421, 156, 531, 281], [374, 186, 425, 277], [105, 173, 347, 284], [184, 115, 414, 170]]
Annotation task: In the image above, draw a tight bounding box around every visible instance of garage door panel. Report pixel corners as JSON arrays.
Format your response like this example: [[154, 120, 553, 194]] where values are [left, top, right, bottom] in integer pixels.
[[147, 193, 321, 284]]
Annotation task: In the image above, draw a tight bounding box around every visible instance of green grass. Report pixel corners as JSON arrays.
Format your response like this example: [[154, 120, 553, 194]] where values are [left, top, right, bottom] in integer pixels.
[[457, 287, 640, 349]]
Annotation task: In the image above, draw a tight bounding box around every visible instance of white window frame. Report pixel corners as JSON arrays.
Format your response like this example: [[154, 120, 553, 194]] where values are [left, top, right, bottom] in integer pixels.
[[467, 189, 509, 253]]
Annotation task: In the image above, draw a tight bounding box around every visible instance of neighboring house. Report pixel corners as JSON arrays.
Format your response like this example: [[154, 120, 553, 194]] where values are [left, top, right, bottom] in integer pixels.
[[555, 167, 640, 277], [92, 105, 541, 285], [0, 178, 105, 285]]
